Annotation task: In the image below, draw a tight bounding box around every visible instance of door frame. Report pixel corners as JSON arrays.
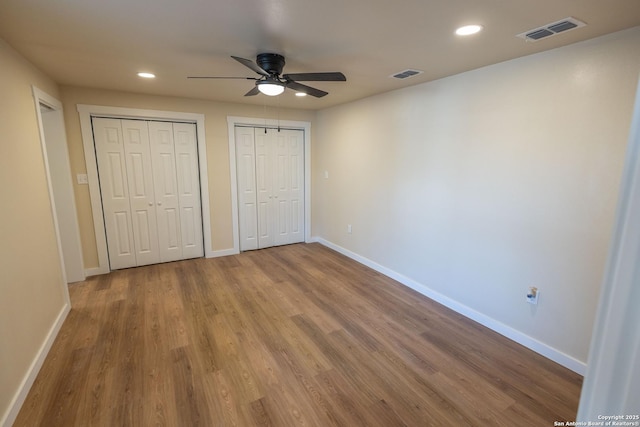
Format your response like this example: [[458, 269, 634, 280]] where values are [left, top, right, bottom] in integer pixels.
[[577, 77, 640, 420], [32, 86, 84, 287], [78, 104, 212, 275], [227, 116, 311, 253]]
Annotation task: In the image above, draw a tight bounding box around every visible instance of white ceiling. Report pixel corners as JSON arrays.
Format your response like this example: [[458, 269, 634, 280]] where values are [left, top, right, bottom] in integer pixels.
[[1, 0, 638, 110]]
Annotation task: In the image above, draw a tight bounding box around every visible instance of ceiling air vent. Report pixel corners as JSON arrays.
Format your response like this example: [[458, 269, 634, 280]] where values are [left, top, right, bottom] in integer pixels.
[[391, 69, 424, 79], [516, 17, 586, 42]]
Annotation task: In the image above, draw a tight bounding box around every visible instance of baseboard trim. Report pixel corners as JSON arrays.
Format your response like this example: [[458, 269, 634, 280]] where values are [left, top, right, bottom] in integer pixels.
[[1, 302, 70, 427], [206, 248, 239, 258], [83, 247, 240, 274], [313, 237, 586, 375], [85, 266, 108, 278]]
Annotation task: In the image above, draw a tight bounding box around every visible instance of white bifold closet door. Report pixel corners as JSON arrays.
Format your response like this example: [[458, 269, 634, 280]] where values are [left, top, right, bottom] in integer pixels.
[[93, 118, 204, 270], [236, 127, 304, 251]]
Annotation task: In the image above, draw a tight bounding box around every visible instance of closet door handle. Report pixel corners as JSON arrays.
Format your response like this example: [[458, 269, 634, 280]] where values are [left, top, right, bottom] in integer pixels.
[[157, 202, 163, 206], [148, 202, 153, 206]]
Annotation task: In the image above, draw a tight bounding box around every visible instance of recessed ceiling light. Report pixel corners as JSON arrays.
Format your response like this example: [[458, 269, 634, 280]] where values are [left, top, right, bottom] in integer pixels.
[[137, 72, 156, 79], [455, 25, 483, 36], [295, 92, 307, 97]]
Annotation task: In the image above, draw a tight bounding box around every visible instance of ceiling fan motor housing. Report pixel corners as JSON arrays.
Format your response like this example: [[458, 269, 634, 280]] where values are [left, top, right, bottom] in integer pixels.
[[257, 53, 285, 76]]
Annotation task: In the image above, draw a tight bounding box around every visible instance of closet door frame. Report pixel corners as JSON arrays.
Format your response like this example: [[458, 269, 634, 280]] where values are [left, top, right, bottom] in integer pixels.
[[227, 116, 311, 254], [78, 104, 212, 276]]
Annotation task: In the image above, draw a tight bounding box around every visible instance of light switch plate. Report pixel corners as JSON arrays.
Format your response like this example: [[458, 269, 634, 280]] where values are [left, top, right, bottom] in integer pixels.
[[77, 173, 88, 185]]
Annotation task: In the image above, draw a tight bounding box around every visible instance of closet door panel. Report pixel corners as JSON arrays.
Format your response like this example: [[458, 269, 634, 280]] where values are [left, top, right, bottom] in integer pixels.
[[173, 123, 204, 259], [148, 121, 182, 262], [255, 131, 274, 248], [113, 211, 133, 257], [273, 129, 304, 246], [273, 132, 290, 245], [95, 119, 204, 269], [235, 126, 304, 251], [235, 127, 259, 251], [288, 131, 305, 242], [122, 120, 160, 266], [93, 118, 136, 269]]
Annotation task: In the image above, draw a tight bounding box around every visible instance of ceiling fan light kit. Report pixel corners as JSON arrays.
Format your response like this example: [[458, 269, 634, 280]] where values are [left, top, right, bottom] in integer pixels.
[[188, 53, 346, 98], [257, 80, 285, 96]]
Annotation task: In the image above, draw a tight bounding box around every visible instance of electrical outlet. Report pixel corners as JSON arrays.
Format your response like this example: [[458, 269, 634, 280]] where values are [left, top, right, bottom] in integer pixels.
[[526, 287, 539, 305], [347, 224, 352, 234]]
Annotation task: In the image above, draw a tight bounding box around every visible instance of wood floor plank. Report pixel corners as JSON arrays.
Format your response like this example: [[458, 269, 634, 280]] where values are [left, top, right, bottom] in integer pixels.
[[141, 269, 178, 427], [13, 243, 582, 426], [170, 346, 211, 426], [313, 369, 380, 427], [38, 345, 93, 426], [248, 397, 273, 427], [366, 399, 409, 427]]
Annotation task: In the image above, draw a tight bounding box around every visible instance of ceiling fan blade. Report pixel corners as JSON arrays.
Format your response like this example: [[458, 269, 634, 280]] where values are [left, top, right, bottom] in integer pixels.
[[187, 76, 258, 80], [283, 72, 346, 82], [285, 81, 328, 98], [231, 56, 270, 77], [244, 86, 260, 96]]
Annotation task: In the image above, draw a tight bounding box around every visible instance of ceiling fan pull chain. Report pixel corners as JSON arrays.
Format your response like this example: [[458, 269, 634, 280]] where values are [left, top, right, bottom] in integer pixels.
[[263, 101, 268, 133]]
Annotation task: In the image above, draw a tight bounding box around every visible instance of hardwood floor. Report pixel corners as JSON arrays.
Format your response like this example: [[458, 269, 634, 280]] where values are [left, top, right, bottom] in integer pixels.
[[14, 243, 582, 426]]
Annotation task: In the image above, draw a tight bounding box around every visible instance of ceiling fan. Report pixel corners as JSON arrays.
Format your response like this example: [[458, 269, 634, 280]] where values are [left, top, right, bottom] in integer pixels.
[[188, 53, 346, 98]]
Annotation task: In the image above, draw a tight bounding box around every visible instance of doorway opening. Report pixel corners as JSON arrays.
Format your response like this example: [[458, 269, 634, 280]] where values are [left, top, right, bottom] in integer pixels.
[[78, 105, 212, 275], [92, 117, 204, 270], [227, 116, 312, 254], [33, 87, 85, 284], [235, 126, 305, 251]]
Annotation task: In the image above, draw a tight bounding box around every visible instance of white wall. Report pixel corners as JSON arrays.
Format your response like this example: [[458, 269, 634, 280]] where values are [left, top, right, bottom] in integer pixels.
[[0, 38, 69, 426], [313, 27, 640, 369]]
